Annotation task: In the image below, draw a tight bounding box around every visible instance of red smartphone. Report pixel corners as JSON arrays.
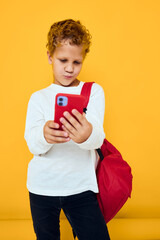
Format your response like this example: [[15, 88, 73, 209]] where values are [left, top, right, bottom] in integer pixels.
[[54, 93, 86, 130]]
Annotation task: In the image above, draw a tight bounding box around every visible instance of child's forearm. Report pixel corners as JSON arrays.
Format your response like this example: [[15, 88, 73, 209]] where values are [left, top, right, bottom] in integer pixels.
[[24, 94, 54, 155], [24, 123, 54, 155]]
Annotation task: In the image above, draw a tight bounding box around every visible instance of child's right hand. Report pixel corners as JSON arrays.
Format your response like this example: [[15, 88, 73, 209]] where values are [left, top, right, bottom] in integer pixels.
[[43, 121, 70, 144]]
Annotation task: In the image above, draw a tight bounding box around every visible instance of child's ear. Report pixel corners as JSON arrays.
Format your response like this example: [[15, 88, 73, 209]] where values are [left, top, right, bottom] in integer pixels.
[[47, 51, 53, 64]]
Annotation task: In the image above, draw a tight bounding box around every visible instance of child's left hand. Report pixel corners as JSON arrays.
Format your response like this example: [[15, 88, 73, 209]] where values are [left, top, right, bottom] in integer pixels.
[[60, 109, 92, 143]]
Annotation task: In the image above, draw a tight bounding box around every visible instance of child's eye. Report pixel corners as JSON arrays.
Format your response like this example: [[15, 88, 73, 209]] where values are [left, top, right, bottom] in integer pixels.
[[59, 59, 81, 64], [60, 59, 67, 62]]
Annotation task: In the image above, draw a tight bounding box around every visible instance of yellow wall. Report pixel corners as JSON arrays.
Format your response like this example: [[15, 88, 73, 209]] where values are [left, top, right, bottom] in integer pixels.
[[0, 0, 160, 222]]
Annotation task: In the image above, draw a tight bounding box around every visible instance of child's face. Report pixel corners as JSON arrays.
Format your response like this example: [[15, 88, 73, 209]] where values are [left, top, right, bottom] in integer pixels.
[[47, 39, 84, 87]]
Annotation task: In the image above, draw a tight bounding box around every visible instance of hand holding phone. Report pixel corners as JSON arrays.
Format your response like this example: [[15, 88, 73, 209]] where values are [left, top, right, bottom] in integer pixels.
[[43, 120, 70, 144]]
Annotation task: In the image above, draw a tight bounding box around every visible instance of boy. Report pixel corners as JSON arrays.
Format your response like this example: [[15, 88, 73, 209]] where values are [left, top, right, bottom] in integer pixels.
[[24, 19, 110, 240]]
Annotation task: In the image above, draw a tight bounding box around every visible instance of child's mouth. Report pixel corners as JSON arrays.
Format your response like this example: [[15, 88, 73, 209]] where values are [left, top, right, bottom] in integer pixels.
[[64, 75, 73, 79]]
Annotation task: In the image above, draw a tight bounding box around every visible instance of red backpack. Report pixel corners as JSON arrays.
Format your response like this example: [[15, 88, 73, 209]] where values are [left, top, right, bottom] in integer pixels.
[[81, 82, 133, 223]]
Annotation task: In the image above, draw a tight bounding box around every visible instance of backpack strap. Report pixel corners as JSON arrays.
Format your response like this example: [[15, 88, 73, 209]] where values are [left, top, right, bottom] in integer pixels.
[[80, 81, 104, 161], [80, 82, 95, 113]]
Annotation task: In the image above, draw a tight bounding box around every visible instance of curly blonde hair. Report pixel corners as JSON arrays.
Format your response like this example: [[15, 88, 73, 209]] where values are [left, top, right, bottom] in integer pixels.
[[46, 19, 92, 59]]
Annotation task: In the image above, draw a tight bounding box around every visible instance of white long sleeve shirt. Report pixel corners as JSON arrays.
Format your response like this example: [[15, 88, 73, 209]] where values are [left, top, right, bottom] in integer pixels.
[[24, 81, 105, 196]]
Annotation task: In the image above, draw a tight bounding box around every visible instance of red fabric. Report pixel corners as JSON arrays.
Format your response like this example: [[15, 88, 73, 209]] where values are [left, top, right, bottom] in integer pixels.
[[81, 82, 133, 223], [96, 139, 133, 223]]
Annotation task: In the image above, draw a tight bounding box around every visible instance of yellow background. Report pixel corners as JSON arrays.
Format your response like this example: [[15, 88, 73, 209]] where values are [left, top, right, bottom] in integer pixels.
[[0, 0, 160, 239]]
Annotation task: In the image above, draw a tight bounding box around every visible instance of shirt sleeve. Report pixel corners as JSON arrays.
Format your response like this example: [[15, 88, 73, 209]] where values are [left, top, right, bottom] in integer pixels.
[[75, 83, 106, 150], [24, 92, 54, 155]]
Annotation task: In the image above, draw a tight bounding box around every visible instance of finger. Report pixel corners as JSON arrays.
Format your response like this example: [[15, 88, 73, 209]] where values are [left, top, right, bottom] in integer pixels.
[[63, 111, 81, 129], [71, 109, 85, 124], [82, 112, 86, 117], [48, 121, 59, 129], [62, 125, 75, 137], [47, 135, 70, 143], [49, 128, 69, 138], [60, 117, 77, 135]]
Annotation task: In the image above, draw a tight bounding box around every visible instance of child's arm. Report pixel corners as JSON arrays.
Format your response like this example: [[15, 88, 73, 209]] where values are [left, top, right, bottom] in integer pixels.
[[24, 93, 70, 155], [60, 83, 105, 150]]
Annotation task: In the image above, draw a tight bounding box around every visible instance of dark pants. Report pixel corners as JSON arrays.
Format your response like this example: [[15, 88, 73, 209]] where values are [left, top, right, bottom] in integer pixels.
[[29, 190, 110, 240]]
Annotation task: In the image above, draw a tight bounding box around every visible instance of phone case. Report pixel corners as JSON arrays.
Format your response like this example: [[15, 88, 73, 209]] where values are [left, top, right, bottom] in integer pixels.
[[54, 93, 86, 130]]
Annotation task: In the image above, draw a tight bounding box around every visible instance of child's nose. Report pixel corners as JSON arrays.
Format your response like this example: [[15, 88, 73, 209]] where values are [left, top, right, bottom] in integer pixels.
[[65, 64, 74, 72]]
